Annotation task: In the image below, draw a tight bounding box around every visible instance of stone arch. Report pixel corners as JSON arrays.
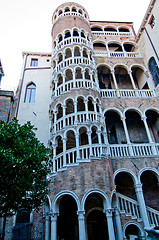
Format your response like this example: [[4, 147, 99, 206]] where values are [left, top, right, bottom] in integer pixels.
[[73, 28, 79, 37], [114, 169, 138, 185], [138, 167, 159, 183], [85, 68, 90, 80], [56, 103, 63, 120], [91, 125, 99, 144], [93, 40, 107, 51], [65, 98, 74, 115], [97, 64, 113, 89], [57, 52, 63, 63], [123, 41, 136, 52], [65, 47, 72, 59], [104, 25, 117, 32], [123, 221, 145, 239], [66, 130, 76, 150], [104, 109, 126, 144], [87, 96, 94, 111], [75, 67, 83, 79], [145, 108, 159, 143], [64, 6, 70, 13], [81, 189, 111, 211], [79, 126, 89, 146], [108, 41, 123, 52], [91, 25, 103, 32], [77, 96, 85, 111], [83, 48, 88, 58], [65, 68, 73, 82], [57, 73, 63, 86], [114, 169, 138, 200], [104, 107, 123, 118], [118, 26, 131, 32], [74, 46, 81, 57], [125, 108, 148, 143], [52, 191, 80, 212], [55, 135, 63, 155], [58, 33, 63, 43]]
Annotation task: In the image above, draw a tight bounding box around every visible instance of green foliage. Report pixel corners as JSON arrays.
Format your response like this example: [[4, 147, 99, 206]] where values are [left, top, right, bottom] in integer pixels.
[[0, 118, 51, 218]]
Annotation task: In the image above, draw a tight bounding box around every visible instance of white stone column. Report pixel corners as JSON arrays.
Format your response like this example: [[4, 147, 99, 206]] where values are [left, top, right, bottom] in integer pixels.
[[97, 130, 103, 156], [54, 80, 58, 97], [74, 100, 78, 124], [84, 99, 89, 121], [77, 211, 86, 240], [134, 183, 150, 228], [142, 116, 157, 155], [63, 104, 66, 128], [51, 213, 58, 240], [75, 132, 80, 160], [73, 69, 76, 88], [54, 111, 57, 132], [62, 137, 67, 167], [45, 214, 50, 240], [121, 116, 133, 156], [128, 70, 137, 90], [88, 131, 93, 156], [111, 70, 118, 89], [104, 209, 116, 240], [113, 208, 123, 240], [52, 143, 56, 173]]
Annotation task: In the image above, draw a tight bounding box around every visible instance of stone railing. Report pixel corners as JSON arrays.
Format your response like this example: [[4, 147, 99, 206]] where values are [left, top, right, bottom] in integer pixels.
[[117, 193, 159, 227], [51, 79, 98, 98], [100, 89, 156, 98], [92, 31, 132, 37], [94, 51, 141, 58], [53, 36, 92, 53], [52, 56, 95, 74], [51, 143, 159, 173], [54, 111, 101, 132]]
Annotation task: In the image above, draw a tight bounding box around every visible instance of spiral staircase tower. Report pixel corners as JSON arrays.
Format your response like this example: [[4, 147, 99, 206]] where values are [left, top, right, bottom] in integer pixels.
[[50, 3, 108, 174]]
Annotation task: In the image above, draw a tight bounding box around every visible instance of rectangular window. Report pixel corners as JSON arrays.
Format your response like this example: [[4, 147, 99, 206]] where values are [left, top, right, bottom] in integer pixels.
[[31, 58, 38, 67]]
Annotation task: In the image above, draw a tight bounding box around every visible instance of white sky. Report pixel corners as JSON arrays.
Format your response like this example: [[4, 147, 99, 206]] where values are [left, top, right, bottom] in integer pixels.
[[0, 0, 150, 91]]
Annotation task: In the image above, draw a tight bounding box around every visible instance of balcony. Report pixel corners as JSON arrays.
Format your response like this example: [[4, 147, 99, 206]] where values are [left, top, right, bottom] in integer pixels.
[[100, 89, 156, 98], [51, 142, 159, 173]]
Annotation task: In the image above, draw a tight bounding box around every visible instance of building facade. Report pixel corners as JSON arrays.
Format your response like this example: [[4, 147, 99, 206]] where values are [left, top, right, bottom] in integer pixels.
[[14, 1, 159, 240]]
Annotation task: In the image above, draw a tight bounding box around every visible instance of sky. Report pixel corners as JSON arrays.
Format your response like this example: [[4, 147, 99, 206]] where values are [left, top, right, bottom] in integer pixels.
[[0, 0, 150, 91]]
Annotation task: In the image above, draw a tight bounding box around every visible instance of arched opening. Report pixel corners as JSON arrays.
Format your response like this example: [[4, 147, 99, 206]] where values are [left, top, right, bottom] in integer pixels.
[[79, 127, 88, 146], [64, 31, 71, 39], [119, 27, 130, 32], [115, 172, 136, 200], [148, 57, 159, 87], [88, 97, 94, 111], [56, 136, 63, 155], [105, 111, 126, 144], [140, 170, 159, 210], [75, 68, 82, 79], [85, 193, 108, 240], [73, 30, 79, 37], [65, 48, 72, 59], [58, 10, 63, 16], [57, 104, 63, 120], [123, 43, 135, 52], [57, 195, 79, 240], [104, 27, 117, 32], [72, 7, 77, 12], [125, 110, 148, 143], [77, 97, 85, 112], [65, 69, 73, 82], [24, 83, 36, 103], [125, 224, 141, 239], [97, 66, 113, 89], [74, 47, 81, 57], [115, 66, 133, 89], [108, 43, 122, 52], [81, 31, 86, 38], [57, 74, 63, 86], [96, 99, 100, 113], [93, 42, 107, 52], [91, 27, 103, 32], [58, 53, 63, 63], [131, 66, 146, 89], [91, 126, 99, 144], [78, 9, 83, 15], [146, 110, 159, 143], [85, 69, 90, 80], [66, 131, 76, 150], [83, 49, 88, 58], [64, 7, 70, 13], [66, 99, 74, 115], [58, 34, 63, 43]]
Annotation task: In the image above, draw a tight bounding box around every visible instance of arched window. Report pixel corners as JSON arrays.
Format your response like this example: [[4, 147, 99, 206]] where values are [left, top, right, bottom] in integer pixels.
[[24, 83, 36, 103], [149, 57, 159, 87]]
